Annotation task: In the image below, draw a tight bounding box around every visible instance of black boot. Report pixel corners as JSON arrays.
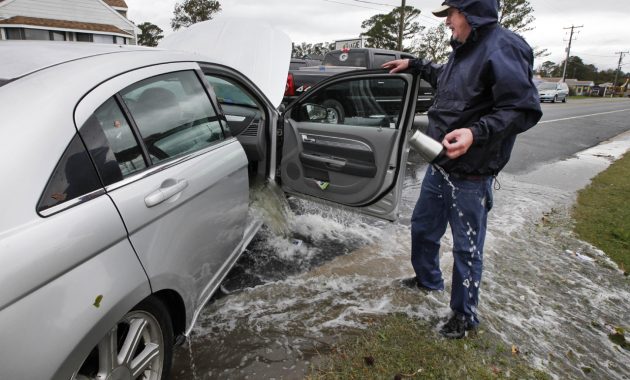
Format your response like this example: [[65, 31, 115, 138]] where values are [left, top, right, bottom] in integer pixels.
[[439, 313, 474, 339]]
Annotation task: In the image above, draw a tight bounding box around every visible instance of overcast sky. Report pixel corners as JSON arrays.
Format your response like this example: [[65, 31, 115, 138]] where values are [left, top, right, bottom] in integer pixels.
[[125, 0, 629, 72]]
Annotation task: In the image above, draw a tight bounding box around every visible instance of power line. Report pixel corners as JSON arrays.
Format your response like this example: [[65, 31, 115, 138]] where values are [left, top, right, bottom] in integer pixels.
[[317, 0, 390, 11]]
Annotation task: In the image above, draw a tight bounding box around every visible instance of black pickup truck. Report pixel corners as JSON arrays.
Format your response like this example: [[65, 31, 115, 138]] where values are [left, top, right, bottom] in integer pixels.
[[283, 48, 435, 113]]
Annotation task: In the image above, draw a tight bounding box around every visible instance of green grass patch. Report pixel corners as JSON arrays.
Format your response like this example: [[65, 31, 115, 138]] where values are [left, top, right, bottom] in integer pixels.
[[573, 152, 630, 274], [308, 314, 549, 379]]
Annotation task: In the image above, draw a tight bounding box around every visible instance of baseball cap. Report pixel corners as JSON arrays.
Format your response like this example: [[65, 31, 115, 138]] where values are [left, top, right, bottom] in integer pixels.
[[432, 2, 452, 17]]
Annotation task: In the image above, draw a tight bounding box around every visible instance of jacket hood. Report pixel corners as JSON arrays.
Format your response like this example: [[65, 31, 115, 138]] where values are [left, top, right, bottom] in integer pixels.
[[443, 0, 498, 29]]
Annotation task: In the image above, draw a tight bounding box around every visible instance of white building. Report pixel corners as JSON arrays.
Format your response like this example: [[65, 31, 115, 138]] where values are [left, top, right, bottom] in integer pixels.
[[0, 0, 139, 44]]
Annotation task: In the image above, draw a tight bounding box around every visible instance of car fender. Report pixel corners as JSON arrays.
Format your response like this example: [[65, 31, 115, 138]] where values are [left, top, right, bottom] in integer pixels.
[[0, 239, 150, 380]]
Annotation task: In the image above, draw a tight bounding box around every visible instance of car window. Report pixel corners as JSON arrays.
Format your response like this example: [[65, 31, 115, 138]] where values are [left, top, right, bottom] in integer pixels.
[[293, 76, 407, 129], [373, 53, 396, 68], [121, 71, 224, 165], [87, 97, 147, 178], [37, 134, 104, 213], [537, 82, 556, 90], [323, 51, 368, 67], [204, 75, 257, 108]]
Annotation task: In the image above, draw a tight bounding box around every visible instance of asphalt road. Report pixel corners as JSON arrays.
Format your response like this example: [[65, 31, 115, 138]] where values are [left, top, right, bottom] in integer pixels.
[[504, 97, 630, 174]]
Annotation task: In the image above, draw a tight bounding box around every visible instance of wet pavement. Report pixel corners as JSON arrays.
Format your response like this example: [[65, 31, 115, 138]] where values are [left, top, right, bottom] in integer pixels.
[[171, 131, 630, 379]]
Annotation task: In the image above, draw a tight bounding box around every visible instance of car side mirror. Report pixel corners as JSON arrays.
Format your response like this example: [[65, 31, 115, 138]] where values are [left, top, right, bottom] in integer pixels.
[[302, 103, 328, 122]]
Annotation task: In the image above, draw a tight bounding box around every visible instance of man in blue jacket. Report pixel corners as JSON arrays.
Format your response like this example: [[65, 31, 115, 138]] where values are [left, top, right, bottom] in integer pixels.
[[383, 0, 542, 338]]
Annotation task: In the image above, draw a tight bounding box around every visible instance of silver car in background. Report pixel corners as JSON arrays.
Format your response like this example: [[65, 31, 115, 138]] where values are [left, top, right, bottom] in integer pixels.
[[0, 18, 425, 380]]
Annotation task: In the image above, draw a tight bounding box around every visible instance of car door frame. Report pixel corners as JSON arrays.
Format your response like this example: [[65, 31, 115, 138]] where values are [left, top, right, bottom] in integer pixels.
[[279, 69, 420, 221]]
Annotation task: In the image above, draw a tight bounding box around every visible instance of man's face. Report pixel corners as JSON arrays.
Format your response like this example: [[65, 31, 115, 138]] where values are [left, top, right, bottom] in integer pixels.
[[445, 7, 472, 43]]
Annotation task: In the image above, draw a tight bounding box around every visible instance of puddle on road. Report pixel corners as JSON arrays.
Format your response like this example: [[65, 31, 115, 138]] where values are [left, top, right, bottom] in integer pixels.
[[172, 135, 630, 379]]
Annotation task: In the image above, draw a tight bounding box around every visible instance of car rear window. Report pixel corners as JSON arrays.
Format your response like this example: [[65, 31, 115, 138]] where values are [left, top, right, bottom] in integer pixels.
[[322, 51, 368, 67], [37, 134, 105, 213]]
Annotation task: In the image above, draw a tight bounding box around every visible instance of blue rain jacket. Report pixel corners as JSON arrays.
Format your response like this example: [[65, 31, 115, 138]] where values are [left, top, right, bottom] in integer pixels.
[[410, 0, 542, 176]]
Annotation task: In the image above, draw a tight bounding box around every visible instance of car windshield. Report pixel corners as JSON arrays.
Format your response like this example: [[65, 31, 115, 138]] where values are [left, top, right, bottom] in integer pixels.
[[538, 82, 557, 90]]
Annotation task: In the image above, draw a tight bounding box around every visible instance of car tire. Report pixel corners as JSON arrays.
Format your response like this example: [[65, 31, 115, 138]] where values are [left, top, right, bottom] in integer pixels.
[[71, 297, 174, 380], [552, 95, 557, 103], [562, 96, 567, 103], [321, 99, 345, 124]]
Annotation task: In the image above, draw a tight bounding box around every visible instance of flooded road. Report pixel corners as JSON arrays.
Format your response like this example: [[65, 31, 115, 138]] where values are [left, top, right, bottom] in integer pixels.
[[171, 132, 630, 379]]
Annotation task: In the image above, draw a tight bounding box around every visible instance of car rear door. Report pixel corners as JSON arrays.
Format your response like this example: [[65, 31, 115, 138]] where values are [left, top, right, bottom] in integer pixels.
[[74, 62, 250, 324], [280, 70, 420, 221]]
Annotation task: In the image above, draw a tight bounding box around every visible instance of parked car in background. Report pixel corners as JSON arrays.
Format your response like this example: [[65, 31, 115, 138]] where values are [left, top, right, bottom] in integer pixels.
[[538, 81, 569, 103], [0, 18, 429, 379]]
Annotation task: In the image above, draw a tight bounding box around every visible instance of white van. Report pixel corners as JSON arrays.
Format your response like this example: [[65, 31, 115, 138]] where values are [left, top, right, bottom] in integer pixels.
[[538, 81, 569, 103]]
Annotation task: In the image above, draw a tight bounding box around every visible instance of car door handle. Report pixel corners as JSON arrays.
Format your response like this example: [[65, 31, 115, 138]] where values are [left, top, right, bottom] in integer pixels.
[[144, 179, 189, 208], [301, 134, 316, 143], [301, 153, 347, 168]]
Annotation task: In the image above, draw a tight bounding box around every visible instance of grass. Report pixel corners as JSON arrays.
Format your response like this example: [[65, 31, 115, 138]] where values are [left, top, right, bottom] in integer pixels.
[[573, 152, 630, 274], [308, 314, 549, 380]]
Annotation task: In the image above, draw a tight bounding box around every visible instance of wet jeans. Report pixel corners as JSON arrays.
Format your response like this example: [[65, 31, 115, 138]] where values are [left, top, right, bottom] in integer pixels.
[[410, 166, 493, 327]]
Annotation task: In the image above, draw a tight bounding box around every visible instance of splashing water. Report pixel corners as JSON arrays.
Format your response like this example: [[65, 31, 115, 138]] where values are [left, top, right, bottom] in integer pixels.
[[172, 146, 630, 379]]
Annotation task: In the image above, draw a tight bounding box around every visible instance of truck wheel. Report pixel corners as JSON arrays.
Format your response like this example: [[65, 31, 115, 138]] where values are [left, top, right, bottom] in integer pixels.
[[321, 99, 345, 124]]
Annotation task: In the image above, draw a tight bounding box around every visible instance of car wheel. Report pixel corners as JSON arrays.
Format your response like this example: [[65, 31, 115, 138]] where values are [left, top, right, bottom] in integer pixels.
[[552, 95, 557, 103], [562, 96, 567, 103], [71, 297, 174, 380], [321, 99, 345, 124]]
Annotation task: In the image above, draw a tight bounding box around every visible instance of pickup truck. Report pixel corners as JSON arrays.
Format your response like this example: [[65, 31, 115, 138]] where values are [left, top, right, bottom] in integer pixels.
[[283, 48, 435, 117]]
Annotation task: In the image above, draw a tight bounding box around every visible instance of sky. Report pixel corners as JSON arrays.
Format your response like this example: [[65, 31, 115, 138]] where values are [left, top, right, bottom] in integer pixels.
[[125, 0, 629, 73]]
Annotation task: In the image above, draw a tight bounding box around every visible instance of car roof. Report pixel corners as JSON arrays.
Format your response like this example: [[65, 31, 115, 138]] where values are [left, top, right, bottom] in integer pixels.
[[0, 41, 154, 81]]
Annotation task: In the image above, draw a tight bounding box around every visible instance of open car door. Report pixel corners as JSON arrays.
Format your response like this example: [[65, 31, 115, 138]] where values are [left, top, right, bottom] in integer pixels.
[[280, 69, 420, 221]]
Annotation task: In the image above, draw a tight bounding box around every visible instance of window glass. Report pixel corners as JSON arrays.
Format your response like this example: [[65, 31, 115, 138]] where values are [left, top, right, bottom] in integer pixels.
[[51, 31, 65, 41], [122, 71, 224, 164], [294, 77, 407, 129], [204, 75, 257, 107], [93, 34, 113, 44], [23, 28, 49, 41], [5, 28, 23, 40], [85, 97, 146, 179], [372, 54, 396, 68], [76, 33, 93, 42], [115, 36, 126, 44], [37, 134, 103, 212], [322, 51, 368, 67]]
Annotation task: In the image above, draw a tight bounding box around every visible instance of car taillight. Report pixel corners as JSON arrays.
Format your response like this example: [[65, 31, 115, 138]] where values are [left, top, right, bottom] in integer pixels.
[[285, 73, 295, 96]]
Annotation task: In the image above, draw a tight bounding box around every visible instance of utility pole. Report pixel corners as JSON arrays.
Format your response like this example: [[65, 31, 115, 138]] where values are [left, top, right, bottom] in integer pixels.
[[397, 0, 406, 51], [613, 50, 628, 88], [561, 25, 583, 82]]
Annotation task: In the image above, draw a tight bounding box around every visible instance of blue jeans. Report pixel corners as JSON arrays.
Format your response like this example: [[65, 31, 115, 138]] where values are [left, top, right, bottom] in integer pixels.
[[411, 166, 493, 327]]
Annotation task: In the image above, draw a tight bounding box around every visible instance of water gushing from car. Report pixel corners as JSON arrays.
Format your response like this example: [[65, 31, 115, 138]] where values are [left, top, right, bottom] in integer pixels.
[[172, 143, 630, 379]]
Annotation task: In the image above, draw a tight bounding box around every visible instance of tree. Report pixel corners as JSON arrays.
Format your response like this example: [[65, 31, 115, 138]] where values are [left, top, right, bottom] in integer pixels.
[[292, 41, 334, 58], [137, 22, 163, 47], [171, 0, 221, 31], [539, 60, 557, 77], [414, 23, 450, 63], [498, 0, 535, 33], [361, 6, 423, 51]]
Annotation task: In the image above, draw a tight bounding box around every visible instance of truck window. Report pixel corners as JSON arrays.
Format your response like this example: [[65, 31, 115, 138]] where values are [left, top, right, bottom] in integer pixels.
[[323, 51, 368, 67], [373, 54, 396, 68]]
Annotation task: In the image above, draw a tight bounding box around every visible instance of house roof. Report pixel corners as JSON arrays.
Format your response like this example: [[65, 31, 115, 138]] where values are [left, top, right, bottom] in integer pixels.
[[103, 0, 128, 9], [0, 16, 131, 36]]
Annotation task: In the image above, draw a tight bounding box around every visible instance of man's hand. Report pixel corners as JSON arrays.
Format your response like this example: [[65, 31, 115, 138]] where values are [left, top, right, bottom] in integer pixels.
[[442, 128, 473, 159], [381, 59, 410, 73]]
